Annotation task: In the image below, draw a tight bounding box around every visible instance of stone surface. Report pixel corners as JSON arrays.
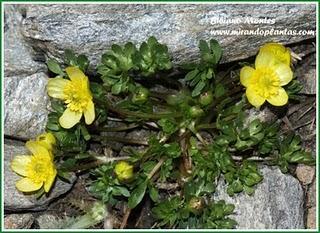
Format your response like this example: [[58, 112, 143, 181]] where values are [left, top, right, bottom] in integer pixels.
[[4, 72, 49, 139], [214, 166, 304, 229], [4, 5, 45, 77], [4, 5, 49, 140], [296, 53, 316, 95], [306, 207, 316, 229], [307, 180, 316, 208], [295, 164, 315, 185], [36, 214, 59, 229], [20, 4, 316, 67], [4, 140, 77, 212], [4, 213, 34, 229]]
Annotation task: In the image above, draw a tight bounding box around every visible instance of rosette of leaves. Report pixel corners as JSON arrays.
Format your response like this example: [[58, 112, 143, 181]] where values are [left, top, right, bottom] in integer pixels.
[[184, 39, 222, 97], [97, 42, 136, 94], [152, 196, 236, 229], [275, 133, 315, 173], [90, 163, 131, 205], [97, 37, 172, 94], [224, 161, 263, 196], [133, 36, 172, 76]]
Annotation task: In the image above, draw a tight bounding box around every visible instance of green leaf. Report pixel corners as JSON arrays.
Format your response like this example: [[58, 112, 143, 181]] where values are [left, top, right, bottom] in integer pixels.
[[77, 54, 89, 71], [149, 185, 159, 202], [210, 39, 222, 64], [185, 69, 199, 81], [65, 49, 77, 66], [192, 80, 206, 97], [128, 181, 148, 209], [214, 83, 225, 98], [112, 186, 130, 197], [47, 59, 63, 75], [199, 40, 210, 54], [158, 118, 177, 135], [243, 185, 255, 195], [79, 125, 91, 141], [111, 82, 123, 94]]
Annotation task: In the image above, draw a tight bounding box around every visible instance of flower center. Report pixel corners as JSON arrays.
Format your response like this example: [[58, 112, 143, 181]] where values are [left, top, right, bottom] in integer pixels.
[[251, 67, 280, 98], [63, 82, 90, 112], [27, 155, 51, 183]]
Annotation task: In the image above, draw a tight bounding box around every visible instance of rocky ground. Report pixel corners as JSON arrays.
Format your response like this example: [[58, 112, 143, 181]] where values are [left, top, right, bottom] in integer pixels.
[[3, 3, 317, 229]]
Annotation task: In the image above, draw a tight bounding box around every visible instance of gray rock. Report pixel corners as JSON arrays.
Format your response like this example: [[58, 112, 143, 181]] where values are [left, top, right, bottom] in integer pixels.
[[20, 4, 316, 67], [215, 166, 304, 229], [4, 5, 45, 77], [296, 53, 316, 95], [4, 140, 77, 212], [4, 213, 34, 229], [36, 214, 59, 229], [4, 72, 49, 139]]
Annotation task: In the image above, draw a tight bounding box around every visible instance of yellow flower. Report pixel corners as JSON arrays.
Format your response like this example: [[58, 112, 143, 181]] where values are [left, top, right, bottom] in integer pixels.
[[240, 52, 293, 108], [114, 161, 134, 181], [36, 132, 56, 151], [47, 66, 95, 129], [11, 141, 57, 193], [258, 42, 291, 66]]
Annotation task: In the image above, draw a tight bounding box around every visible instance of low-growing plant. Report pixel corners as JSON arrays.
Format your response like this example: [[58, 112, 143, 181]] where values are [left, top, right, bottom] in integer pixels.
[[11, 37, 315, 229]]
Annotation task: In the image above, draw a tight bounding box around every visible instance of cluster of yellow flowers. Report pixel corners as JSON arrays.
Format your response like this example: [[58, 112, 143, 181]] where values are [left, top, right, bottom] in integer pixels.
[[11, 132, 57, 193], [11, 66, 96, 194], [240, 43, 293, 108]]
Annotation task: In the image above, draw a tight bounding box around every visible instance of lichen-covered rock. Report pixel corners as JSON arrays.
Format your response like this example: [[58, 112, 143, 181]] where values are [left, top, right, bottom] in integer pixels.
[[4, 213, 34, 229], [215, 166, 304, 229], [4, 140, 77, 212], [4, 72, 49, 139], [20, 4, 316, 67]]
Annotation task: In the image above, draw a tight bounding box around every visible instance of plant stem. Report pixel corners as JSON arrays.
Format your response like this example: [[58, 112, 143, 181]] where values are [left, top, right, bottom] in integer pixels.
[[108, 104, 177, 120], [197, 123, 217, 130], [120, 207, 131, 229], [71, 160, 103, 172], [232, 156, 274, 161], [100, 123, 140, 132], [92, 135, 149, 146], [147, 157, 165, 179]]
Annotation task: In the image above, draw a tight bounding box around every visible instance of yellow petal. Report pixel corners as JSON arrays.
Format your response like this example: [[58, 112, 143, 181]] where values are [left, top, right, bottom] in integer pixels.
[[47, 78, 70, 99], [16, 178, 43, 192], [260, 43, 291, 66], [36, 132, 56, 151], [44, 168, 57, 193], [11, 155, 31, 176], [274, 63, 293, 86], [26, 141, 50, 157], [266, 87, 288, 106], [246, 87, 265, 108], [59, 108, 82, 129], [240, 66, 255, 87], [84, 101, 95, 125], [255, 51, 274, 68], [65, 66, 88, 83]]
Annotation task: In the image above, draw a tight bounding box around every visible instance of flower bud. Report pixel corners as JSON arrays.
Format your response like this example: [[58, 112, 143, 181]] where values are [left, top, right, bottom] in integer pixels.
[[187, 197, 205, 215], [132, 87, 149, 104], [189, 106, 204, 118], [199, 91, 213, 106], [114, 161, 134, 182]]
